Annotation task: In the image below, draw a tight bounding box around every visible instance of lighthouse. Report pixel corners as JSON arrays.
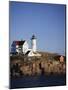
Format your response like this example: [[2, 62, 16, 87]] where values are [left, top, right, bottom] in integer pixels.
[[31, 34, 37, 52]]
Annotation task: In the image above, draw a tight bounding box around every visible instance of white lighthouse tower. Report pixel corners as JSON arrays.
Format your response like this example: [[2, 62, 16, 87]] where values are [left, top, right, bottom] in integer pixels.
[[31, 34, 37, 52]]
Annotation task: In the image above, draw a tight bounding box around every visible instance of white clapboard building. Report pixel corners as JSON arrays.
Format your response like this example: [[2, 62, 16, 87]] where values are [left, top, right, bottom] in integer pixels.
[[11, 35, 41, 57]]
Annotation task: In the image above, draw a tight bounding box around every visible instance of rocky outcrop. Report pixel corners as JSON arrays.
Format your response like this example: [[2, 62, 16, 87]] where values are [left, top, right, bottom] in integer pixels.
[[10, 53, 66, 77]]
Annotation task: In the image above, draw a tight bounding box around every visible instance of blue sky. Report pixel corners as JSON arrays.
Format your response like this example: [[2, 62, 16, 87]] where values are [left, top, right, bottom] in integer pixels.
[[10, 1, 66, 55]]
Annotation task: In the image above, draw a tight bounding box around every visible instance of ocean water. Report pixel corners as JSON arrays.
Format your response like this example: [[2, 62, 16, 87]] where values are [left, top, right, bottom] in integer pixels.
[[10, 74, 66, 89]]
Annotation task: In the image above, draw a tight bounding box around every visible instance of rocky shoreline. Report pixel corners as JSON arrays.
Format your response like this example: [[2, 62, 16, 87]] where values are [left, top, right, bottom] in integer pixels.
[[10, 52, 66, 77]]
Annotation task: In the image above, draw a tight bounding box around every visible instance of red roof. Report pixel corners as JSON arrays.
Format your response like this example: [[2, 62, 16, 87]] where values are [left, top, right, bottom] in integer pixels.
[[15, 41, 19, 45], [13, 41, 25, 45]]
